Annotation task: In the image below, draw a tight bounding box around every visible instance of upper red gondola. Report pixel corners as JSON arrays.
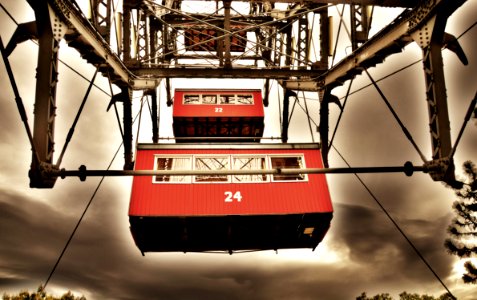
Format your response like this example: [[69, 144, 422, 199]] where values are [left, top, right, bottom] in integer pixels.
[[184, 26, 248, 52], [172, 89, 265, 142]]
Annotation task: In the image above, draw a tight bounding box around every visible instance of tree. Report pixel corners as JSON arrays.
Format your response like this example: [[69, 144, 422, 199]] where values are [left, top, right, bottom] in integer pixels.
[[356, 292, 393, 300], [356, 292, 454, 300], [445, 160, 477, 284], [2, 286, 86, 300], [398, 292, 454, 300]]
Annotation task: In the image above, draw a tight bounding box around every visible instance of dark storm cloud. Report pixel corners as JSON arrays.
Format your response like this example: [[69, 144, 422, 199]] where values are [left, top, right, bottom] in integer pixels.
[[332, 202, 454, 286], [0, 190, 66, 285], [44, 199, 454, 300], [0, 181, 132, 296], [74, 252, 358, 300], [0, 184, 400, 300]]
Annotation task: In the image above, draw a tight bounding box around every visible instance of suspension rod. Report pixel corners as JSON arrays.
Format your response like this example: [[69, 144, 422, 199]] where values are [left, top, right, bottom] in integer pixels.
[[365, 69, 428, 163], [56, 68, 99, 167], [55, 162, 432, 181], [0, 36, 41, 165]]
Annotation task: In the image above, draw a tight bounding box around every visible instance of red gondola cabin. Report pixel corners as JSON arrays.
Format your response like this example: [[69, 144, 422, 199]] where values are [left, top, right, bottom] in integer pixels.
[[172, 89, 265, 142], [129, 143, 333, 254], [184, 26, 248, 52]]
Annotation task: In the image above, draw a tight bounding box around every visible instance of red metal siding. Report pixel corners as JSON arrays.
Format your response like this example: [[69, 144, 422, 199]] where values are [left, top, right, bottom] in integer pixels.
[[129, 147, 333, 217], [173, 89, 264, 118], [184, 27, 247, 52]]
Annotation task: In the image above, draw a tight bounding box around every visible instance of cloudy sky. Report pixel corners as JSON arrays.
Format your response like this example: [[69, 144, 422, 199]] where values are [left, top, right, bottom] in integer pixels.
[[1, 1, 477, 299]]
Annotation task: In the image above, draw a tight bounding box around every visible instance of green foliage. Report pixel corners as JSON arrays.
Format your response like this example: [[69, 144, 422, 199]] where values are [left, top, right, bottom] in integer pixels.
[[356, 292, 454, 300], [356, 292, 393, 300], [399, 292, 454, 300], [462, 261, 477, 284], [2, 286, 85, 300], [445, 161, 477, 284]]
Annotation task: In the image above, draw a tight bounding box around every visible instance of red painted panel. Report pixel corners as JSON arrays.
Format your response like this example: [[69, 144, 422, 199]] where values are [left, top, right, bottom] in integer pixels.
[[184, 27, 247, 52], [129, 145, 333, 217], [173, 89, 264, 118]]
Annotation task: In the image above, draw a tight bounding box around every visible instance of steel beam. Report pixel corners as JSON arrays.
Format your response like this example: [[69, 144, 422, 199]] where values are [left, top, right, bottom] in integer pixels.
[[146, 89, 159, 143], [149, 15, 161, 65], [263, 79, 271, 107], [317, 8, 329, 69], [272, 27, 285, 66], [47, 0, 158, 89], [281, 89, 297, 143], [412, 14, 454, 183], [413, 1, 466, 185], [44, 0, 425, 90], [163, 15, 274, 26], [296, 14, 310, 68], [350, 4, 371, 51], [223, 0, 232, 68], [282, 0, 467, 91], [121, 87, 134, 170], [417, 18, 451, 160], [165, 77, 173, 106], [27, 1, 61, 188], [122, 4, 132, 62], [138, 0, 416, 7], [90, 0, 111, 42], [130, 66, 325, 78], [136, 9, 150, 63], [319, 89, 330, 168]]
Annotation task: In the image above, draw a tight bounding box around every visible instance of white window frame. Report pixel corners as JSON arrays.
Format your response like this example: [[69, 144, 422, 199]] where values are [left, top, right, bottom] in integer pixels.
[[236, 94, 254, 105], [152, 155, 193, 184], [201, 94, 218, 104], [269, 154, 308, 182], [193, 155, 231, 183], [219, 94, 236, 104], [150, 153, 308, 184], [231, 154, 269, 183], [182, 93, 255, 105], [183, 94, 201, 105]]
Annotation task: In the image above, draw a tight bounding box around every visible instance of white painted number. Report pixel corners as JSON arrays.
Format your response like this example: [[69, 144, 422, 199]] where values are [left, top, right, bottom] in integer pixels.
[[215, 107, 223, 113], [225, 191, 242, 202]]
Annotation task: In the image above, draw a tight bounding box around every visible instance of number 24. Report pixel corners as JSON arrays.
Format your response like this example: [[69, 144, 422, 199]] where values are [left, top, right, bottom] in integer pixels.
[[225, 191, 242, 202]]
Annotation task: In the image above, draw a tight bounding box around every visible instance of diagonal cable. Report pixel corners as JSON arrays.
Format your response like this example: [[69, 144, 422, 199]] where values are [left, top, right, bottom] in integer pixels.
[[0, 35, 40, 165], [44, 107, 142, 289], [365, 69, 427, 163], [56, 67, 99, 167], [329, 78, 353, 150], [106, 70, 124, 138], [302, 91, 315, 143], [331, 144, 456, 299], [0, 3, 111, 97], [295, 92, 456, 299], [44, 141, 123, 289], [448, 90, 477, 161]]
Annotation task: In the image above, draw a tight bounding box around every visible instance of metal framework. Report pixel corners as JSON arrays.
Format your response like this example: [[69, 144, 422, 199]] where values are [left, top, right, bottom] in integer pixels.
[[0, 0, 472, 187]]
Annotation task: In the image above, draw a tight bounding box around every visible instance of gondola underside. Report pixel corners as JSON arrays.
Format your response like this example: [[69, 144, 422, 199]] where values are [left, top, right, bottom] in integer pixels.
[[130, 212, 332, 254]]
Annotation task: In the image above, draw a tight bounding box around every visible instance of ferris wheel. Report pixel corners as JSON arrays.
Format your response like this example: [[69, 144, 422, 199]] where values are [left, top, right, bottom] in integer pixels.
[[1, 0, 475, 254]]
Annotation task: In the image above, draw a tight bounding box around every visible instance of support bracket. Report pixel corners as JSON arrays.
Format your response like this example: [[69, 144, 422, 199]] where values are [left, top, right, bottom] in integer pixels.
[[411, 12, 456, 184], [26, 0, 64, 188], [121, 87, 134, 170]]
